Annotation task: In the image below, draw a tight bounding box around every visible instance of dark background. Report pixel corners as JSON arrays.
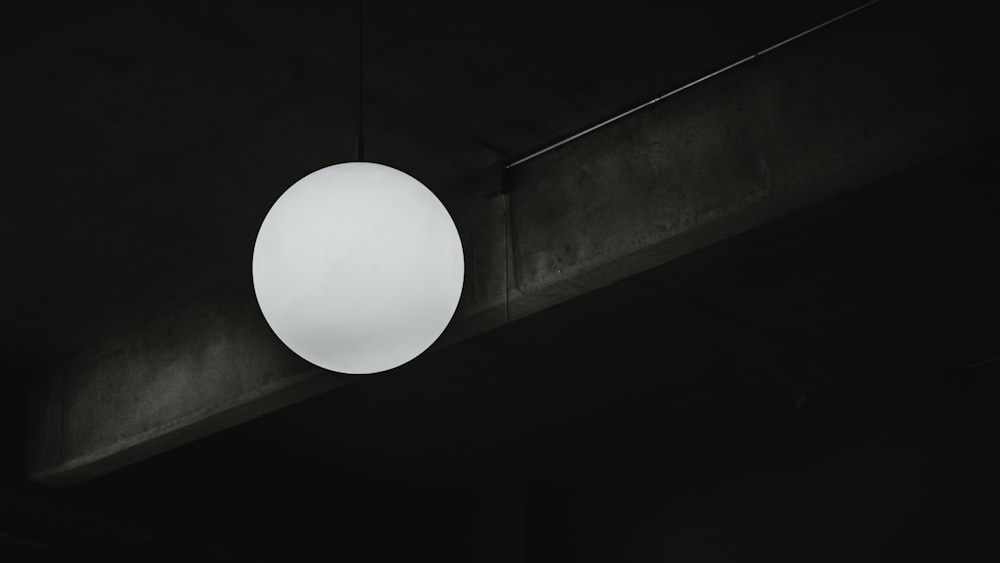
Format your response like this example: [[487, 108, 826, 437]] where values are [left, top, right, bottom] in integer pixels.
[[1, 1, 997, 561]]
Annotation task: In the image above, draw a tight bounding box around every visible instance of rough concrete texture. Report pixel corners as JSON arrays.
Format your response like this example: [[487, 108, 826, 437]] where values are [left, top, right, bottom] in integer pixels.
[[27, 4, 991, 484], [504, 8, 989, 320], [26, 281, 354, 485], [434, 166, 509, 349], [25, 171, 510, 486]]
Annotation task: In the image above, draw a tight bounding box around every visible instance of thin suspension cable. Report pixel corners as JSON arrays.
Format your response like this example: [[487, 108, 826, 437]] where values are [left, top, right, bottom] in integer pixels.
[[357, 0, 365, 161], [506, 0, 880, 169]]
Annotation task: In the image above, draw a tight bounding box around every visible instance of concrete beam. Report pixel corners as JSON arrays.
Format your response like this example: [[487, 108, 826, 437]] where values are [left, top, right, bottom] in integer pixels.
[[25, 283, 351, 485], [501, 6, 989, 319], [27, 3, 991, 484]]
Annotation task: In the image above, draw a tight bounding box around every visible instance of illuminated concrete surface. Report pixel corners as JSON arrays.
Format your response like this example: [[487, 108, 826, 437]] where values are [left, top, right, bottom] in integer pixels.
[[24, 4, 991, 487]]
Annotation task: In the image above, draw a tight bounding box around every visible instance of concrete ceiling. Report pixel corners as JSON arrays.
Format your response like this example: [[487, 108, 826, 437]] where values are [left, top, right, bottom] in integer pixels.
[[2, 1, 998, 559], [2, 0, 859, 364]]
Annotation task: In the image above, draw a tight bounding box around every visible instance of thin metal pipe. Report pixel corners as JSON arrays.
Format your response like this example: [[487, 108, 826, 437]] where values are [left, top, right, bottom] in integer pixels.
[[963, 354, 1000, 371], [506, 0, 880, 169]]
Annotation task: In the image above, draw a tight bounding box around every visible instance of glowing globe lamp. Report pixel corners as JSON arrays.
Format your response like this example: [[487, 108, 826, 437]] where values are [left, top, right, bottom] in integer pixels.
[[252, 162, 464, 374]]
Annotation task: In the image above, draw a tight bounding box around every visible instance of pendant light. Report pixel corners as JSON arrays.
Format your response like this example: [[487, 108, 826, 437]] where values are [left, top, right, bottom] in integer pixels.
[[251, 1, 465, 375]]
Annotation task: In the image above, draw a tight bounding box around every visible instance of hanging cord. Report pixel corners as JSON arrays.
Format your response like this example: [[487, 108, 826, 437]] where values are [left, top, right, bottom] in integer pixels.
[[357, 0, 365, 161]]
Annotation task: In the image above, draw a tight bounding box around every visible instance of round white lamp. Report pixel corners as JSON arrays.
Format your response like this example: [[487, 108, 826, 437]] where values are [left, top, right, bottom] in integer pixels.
[[252, 162, 464, 374]]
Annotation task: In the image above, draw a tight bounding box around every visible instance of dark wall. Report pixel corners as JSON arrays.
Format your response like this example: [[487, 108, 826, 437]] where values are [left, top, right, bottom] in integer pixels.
[[4, 3, 998, 558], [537, 369, 992, 562], [5, 147, 1000, 562], [3, 369, 996, 562]]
